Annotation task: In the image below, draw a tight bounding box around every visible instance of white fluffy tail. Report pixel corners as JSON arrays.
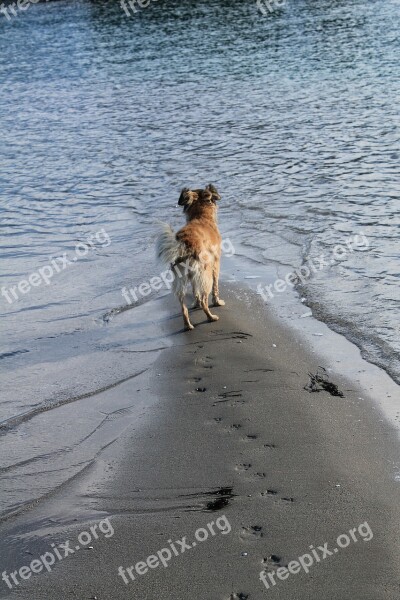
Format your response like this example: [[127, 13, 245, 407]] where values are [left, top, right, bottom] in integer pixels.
[[155, 223, 186, 266], [155, 223, 201, 301]]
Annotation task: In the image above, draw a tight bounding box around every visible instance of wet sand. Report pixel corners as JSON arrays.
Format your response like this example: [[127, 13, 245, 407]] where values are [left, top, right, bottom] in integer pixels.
[[1, 286, 400, 599]]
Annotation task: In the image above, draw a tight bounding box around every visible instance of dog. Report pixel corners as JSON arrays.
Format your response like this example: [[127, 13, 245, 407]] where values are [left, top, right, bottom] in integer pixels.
[[156, 184, 225, 330]]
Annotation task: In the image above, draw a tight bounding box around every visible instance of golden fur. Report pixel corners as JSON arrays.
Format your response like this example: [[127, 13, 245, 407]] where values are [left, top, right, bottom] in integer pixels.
[[156, 184, 225, 330]]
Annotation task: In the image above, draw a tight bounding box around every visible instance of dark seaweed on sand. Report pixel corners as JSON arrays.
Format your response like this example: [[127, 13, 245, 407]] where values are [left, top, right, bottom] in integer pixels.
[[304, 366, 344, 397], [205, 486, 235, 511]]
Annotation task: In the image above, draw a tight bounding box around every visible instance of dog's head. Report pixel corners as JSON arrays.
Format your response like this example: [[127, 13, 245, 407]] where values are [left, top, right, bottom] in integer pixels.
[[178, 184, 221, 216]]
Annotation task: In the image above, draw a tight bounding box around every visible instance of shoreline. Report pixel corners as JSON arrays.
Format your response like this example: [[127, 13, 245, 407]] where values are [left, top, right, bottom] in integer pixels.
[[222, 250, 400, 431], [1, 285, 399, 599]]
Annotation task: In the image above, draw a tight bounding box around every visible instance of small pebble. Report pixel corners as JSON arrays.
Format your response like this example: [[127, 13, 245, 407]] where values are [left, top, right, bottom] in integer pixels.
[[270, 554, 280, 563]]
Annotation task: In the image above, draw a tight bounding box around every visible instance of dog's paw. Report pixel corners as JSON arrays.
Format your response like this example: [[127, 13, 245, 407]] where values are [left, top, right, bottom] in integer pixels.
[[213, 298, 225, 307], [185, 323, 195, 331], [208, 314, 219, 322]]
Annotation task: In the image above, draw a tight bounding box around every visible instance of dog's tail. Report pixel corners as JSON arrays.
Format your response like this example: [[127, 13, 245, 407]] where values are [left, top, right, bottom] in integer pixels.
[[156, 223, 187, 267]]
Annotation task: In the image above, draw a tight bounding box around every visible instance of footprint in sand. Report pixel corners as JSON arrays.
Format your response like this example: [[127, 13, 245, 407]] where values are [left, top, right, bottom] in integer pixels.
[[260, 490, 295, 504], [218, 423, 242, 434], [240, 525, 264, 541], [229, 594, 249, 600], [261, 489, 278, 497], [262, 554, 282, 568], [235, 463, 252, 472], [197, 356, 213, 369]]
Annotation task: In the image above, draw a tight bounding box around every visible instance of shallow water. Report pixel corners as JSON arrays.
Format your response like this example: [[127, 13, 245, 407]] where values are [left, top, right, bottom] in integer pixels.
[[0, 0, 399, 518]]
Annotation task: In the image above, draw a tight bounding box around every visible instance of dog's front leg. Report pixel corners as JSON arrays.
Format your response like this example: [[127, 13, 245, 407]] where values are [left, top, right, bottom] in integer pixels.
[[212, 255, 225, 307], [191, 294, 201, 309]]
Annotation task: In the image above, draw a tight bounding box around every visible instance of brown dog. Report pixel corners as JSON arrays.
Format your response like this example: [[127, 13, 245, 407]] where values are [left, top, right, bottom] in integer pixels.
[[156, 184, 225, 330]]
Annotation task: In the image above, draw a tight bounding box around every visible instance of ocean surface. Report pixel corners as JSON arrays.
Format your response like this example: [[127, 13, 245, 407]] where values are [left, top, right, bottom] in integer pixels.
[[0, 0, 399, 520]]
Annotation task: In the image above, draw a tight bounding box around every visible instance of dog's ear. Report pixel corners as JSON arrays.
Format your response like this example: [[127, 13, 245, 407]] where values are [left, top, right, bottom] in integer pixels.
[[201, 189, 213, 203], [178, 188, 196, 207], [206, 184, 221, 201]]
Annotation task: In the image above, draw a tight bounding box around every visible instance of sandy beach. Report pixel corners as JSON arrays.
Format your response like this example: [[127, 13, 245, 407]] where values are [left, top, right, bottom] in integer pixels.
[[1, 286, 399, 599]]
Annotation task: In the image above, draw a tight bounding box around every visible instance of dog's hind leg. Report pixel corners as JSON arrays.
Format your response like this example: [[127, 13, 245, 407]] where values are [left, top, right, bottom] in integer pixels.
[[200, 294, 219, 322], [212, 256, 225, 307], [180, 295, 194, 330], [173, 265, 194, 330]]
